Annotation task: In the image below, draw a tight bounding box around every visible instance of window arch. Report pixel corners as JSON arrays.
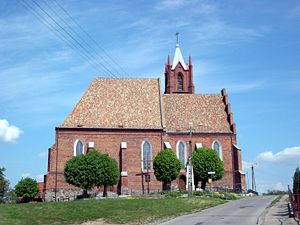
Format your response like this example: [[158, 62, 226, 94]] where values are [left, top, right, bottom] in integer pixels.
[[212, 140, 222, 160], [74, 139, 84, 156], [141, 140, 152, 171], [176, 140, 186, 168], [177, 74, 183, 92]]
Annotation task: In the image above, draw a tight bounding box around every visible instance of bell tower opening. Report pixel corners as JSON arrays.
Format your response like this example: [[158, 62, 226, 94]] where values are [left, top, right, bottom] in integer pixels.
[[164, 33, 195, 94]]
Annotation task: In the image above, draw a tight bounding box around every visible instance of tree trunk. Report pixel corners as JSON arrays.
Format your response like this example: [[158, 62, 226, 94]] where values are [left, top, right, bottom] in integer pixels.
[[201, 180, 206, 190], [163, 181, 171, 191], [83, 188, 88, 198], [194, 178, 199, 189], [103, 184, 108, 197]]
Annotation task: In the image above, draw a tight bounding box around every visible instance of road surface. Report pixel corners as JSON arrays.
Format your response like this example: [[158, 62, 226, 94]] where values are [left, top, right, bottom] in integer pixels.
[[159, 195, 276, 225]]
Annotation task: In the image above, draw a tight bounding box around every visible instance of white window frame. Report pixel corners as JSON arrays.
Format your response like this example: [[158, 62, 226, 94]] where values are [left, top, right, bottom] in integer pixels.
[[74, 139, 84, 156], [141, 140, 152, 171], [212, 140, 222, 160], [176, 140, 187, 168]]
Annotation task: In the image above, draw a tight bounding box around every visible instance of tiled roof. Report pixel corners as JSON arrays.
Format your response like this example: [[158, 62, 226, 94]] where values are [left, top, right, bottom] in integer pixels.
[[163, 94, 231, 133], [60, 78, 231, 133], [60, 78, 163, 129]]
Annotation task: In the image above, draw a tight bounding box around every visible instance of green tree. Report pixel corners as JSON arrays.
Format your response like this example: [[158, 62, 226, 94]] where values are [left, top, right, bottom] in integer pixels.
[[64, 150, 119, 197], [153, 149, 181, 191], [15, 177, 39, 202], [192, 147, 224, 190], [64, 154, 92, 197], [94, 153, 119, 197], [293, 167, 300, 194], [0, 167, 9, 203]]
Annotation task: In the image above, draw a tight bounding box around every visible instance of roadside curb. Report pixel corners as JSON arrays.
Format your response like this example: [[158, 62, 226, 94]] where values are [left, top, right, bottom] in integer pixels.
[[256, 195, 279, 225]]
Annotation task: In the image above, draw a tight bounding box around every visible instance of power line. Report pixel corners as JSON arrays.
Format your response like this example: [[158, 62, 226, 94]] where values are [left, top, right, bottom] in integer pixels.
[[53, 0, 130, 77], [30, 0, 117, 78], [19, 0, 108, 74], [19, 0, 119, 78], [42, 0, 125, 78]]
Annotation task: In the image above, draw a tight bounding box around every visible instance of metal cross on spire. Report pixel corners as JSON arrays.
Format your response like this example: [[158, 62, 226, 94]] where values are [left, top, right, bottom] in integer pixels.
[[176, 32, 179, 44]]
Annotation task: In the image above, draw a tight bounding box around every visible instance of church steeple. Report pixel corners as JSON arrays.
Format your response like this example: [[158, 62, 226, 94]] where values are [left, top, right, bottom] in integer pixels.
[[164, 33, 194, 94]]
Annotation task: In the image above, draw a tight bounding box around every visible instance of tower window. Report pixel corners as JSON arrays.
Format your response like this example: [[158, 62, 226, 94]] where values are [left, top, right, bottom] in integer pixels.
[[177, 74, 183, 91]]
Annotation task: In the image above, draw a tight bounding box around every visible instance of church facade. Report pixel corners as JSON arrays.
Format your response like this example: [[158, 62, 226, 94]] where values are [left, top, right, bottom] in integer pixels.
[[43, 42, 245, 201]]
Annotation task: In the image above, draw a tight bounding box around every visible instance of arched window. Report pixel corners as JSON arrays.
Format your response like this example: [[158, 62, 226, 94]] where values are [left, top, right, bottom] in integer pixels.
[[141, 140, 152, 170], [212, 140, 222, 160], [177, 74, 183, 92], [177, 140, 186, 168], [74, 139, 84, 156]]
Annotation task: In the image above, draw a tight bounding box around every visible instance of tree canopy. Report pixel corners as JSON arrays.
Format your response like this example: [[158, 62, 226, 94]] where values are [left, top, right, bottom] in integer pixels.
[[64, 150, 119, 197], [153, 149, 181, 190], [0, 167, 9, 203], [15, 177, 39, 202], [192, 147, 224, 189], [293, 167, 300, 194]]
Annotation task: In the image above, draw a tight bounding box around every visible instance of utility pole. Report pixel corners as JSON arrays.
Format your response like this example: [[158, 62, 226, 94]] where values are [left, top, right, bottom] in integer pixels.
[[251, 164, 256, 191]]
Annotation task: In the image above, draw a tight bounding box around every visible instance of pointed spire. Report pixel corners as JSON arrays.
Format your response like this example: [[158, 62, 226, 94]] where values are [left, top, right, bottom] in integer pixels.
[[171, 32, 187, 70], [189, 55, 192, 65], [167, 54, 170, 65]]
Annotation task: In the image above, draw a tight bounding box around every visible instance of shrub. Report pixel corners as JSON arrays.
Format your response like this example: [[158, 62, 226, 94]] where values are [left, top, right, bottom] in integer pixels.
[[15, 177, 39, 202]]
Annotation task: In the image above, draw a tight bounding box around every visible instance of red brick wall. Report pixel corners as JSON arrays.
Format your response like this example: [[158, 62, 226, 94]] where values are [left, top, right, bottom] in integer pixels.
[[44, 128, 243, 194], [164, 132, 235, 189], [45, 129, 164, 193]]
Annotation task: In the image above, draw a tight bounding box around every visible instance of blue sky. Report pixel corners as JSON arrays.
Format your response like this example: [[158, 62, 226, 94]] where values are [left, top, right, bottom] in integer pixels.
[[0, 0, 299, 193]]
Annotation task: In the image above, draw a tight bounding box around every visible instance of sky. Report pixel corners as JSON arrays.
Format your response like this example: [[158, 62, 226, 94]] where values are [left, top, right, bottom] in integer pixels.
[[0, 0, 299, 194]]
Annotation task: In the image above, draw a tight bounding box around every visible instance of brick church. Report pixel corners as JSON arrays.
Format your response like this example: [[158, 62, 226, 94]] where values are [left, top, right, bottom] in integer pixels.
[[43, 40, 245, 201]]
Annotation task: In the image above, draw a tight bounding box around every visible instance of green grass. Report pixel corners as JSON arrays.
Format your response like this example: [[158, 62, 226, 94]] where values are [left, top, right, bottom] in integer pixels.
[[0, 197, 225, 225], [268, 194, 283, 208]]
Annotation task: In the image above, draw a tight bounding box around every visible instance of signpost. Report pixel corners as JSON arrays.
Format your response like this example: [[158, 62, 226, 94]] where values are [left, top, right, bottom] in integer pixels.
[[208, 171, 215, 196]]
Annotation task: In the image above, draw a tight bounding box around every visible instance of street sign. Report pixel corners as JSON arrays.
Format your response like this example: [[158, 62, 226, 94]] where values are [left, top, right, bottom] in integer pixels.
[[208, 171, 215, 175]]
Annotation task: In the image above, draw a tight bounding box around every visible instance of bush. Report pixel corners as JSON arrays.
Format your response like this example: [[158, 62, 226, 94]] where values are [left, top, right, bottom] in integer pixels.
[[15, 177, 39, 202], [162, 190, 186, 198]]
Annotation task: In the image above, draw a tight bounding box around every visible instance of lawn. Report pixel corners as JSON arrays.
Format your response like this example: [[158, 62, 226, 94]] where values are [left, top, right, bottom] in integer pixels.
[[0, 197, 225, 225]]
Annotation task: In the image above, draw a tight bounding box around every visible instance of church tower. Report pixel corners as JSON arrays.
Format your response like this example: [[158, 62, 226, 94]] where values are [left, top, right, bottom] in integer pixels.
[[164, 34, 194, 94]]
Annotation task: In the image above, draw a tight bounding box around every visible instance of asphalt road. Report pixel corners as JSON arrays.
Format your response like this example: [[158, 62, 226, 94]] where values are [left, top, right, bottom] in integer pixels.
[[159, 195, 276, 225]]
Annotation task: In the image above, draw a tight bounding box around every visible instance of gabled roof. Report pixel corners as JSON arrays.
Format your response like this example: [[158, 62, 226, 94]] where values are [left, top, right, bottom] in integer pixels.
[[60, 78, 232, 133], [163, 94, 231, 133], [171, 44, 187, 70], [60, 78, 163, 129]]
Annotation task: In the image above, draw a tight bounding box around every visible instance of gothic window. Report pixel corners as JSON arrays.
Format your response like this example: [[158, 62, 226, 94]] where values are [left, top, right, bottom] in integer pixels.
[[177, 74, 183, 91], [74, 139, 84, 156], [212, 140, 222, 160], [177, 141, 186, 168], [142, 140, 152, 170]]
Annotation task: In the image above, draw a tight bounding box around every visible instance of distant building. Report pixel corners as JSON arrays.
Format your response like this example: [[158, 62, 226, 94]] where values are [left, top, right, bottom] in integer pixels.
[[43, 40, 245, 201]]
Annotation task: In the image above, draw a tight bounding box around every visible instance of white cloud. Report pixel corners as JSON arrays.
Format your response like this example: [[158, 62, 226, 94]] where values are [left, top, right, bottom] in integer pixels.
[[0, 119, 23, 143], [193, 20, 263, 45], [257, 146, 300, 162], [242, 161, 254, 170], [38, 151, 48, 158], [257, 181, 286, 194], [21, 173, 31, 178], [225, 81, 264, 93], [156, 0, 185, 9], [36, 174, 44, 182]]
